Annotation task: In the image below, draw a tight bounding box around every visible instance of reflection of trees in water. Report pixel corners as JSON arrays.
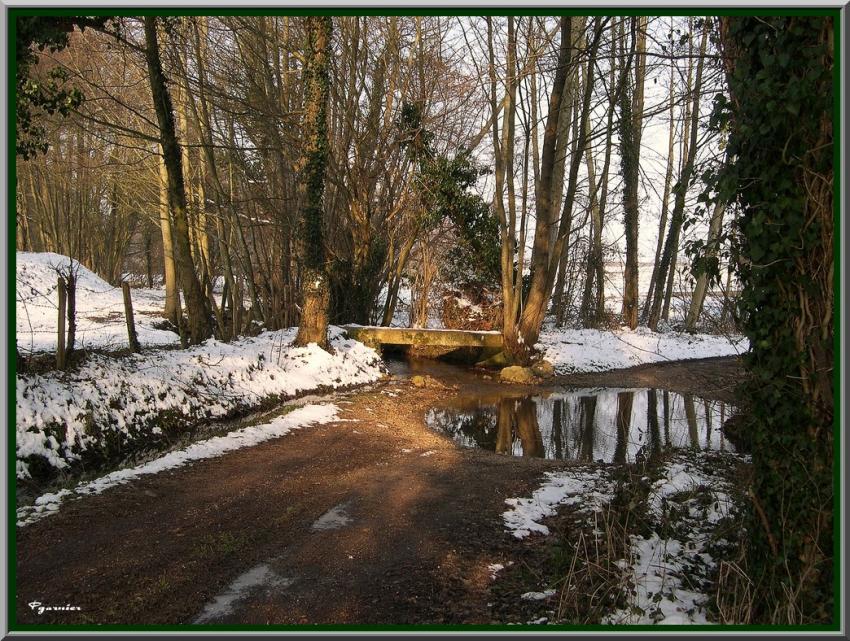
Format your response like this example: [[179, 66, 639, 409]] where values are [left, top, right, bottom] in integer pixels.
[[614, 391, 634, 464], [515, 398, 544, 457], [444, 407, 499, 451], [579, 396, 597, 463], [495, 399, 513, 454], [551, 400, 563, 460], [647, 388, 662, 461], [492, 398, 544, 458], [684, 394, 699, 449], [430, 388, 734, 462]]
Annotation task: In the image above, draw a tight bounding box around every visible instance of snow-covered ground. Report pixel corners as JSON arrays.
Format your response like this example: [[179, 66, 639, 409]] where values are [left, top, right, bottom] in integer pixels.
[[538, 326, 748, 374], [17, 252, 180, 353], [602, 455, 739, 625], [502, 450, 744, 625], [16, 327, 382, 479], [17, 403, 343, 527]]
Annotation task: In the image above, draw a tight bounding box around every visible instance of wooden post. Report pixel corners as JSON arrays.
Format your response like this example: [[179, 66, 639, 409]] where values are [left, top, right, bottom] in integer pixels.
[[66, 271, 76, 356], [57, 276, 67, 369], [122, 282, 141, 353]]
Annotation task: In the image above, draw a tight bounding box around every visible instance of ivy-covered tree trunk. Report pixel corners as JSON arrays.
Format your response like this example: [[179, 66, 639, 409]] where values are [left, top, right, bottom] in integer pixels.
[[294, 16, 333, 349], [718, 16, 834, 623], [144, 16, 212, 345]]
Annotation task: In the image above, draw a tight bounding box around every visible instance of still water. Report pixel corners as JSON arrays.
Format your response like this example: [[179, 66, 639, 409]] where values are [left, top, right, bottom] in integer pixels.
[[426, 388, 734, 463]]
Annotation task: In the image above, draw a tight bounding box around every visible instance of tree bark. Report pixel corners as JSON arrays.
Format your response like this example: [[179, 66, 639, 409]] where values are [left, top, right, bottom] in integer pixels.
[[516, 17, 572, 355], [685, 197, 726, 330], [642, 43, 677, 324], [619, 17, 644, 330], [157, 155, 179, 326], [294, 16, 333, 349]]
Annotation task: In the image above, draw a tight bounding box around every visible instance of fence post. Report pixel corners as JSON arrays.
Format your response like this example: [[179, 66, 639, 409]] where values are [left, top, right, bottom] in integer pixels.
[[66, 271, 76, 356], [57, 276, 67, 369], [122, 282, 141, 353]]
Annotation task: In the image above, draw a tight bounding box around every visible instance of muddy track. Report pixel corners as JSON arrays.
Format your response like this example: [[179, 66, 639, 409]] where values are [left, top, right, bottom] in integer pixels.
[[14, 356, 745, 626]]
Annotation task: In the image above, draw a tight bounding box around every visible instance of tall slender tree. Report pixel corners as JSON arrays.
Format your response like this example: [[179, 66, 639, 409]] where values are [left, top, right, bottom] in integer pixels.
[[144, 16, 212, 345]]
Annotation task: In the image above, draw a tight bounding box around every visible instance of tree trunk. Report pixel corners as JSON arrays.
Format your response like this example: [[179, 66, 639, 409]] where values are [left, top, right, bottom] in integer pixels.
[[642, 43, 677, 324], [619, 17, 645, 330], [144, 16, 211, 345], [515, 17, 572, 358], [158, 155, 179, 326], [294, 16, 333, 349], [685, 197, 726, 330]]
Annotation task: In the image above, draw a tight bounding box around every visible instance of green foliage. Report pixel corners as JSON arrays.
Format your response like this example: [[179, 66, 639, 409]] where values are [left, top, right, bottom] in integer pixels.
[[419, 151, 500, 289], [705, 16, 834, 622], [399, 102, 500, 290], [15, 16, 109, 159], [397, 101, 434, 163]]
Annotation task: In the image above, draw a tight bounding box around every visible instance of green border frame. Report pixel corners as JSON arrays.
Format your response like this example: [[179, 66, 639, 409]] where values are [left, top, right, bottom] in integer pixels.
[[6, 5, 843, 635]]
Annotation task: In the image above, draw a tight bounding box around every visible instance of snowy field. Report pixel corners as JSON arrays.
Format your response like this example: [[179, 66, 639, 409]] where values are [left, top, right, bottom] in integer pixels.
[[538, 326, 747, 374], [16, 328, 382, 479], [17, 252, 180, 353]]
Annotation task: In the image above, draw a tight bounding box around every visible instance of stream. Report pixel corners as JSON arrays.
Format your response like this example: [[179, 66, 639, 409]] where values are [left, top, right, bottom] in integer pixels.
[[386, 355, 736, 464]]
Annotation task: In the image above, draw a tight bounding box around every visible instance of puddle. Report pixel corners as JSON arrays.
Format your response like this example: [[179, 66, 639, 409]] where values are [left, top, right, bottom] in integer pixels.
[[426, 388, 734, 463], [193, 563, 294, 623], [311, 502, 353, 531]]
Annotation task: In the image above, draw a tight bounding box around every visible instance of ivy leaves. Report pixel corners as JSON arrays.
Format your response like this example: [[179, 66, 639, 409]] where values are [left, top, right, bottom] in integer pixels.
[[708, 16, 835, 621]]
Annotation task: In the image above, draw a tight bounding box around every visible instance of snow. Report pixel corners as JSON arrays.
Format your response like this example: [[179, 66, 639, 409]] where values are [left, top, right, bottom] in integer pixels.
[[17, 404, 341, 527], [16, 327, 382, 478], [16, 251, 180, 353], [311, 502, 353, 531], [503, 468, 615, 539], [538, 326, 748, 374], [603, 455, 738, 625], [521, 589, 557, 601], [194, 563, 294, 624], [503, 451, 743, 625]]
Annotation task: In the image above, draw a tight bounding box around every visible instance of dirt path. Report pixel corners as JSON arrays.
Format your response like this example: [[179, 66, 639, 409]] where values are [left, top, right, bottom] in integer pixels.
[[14, 356, 744, 625], [15, 379, 561, 625]]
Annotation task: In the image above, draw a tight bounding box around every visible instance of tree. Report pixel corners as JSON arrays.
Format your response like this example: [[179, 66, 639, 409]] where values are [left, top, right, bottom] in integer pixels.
[[294, 16, 333, 348], [714, 15, 834, 623], [15, 16, 109, 158], [617, 17, 645, 329], [143, 16, 212, 345], [646, 20, 709, 330], [641, 22, 678, 326]]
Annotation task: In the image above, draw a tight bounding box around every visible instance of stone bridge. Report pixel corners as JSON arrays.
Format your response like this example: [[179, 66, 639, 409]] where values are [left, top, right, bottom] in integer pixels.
[[341, 325, 504, 351]]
